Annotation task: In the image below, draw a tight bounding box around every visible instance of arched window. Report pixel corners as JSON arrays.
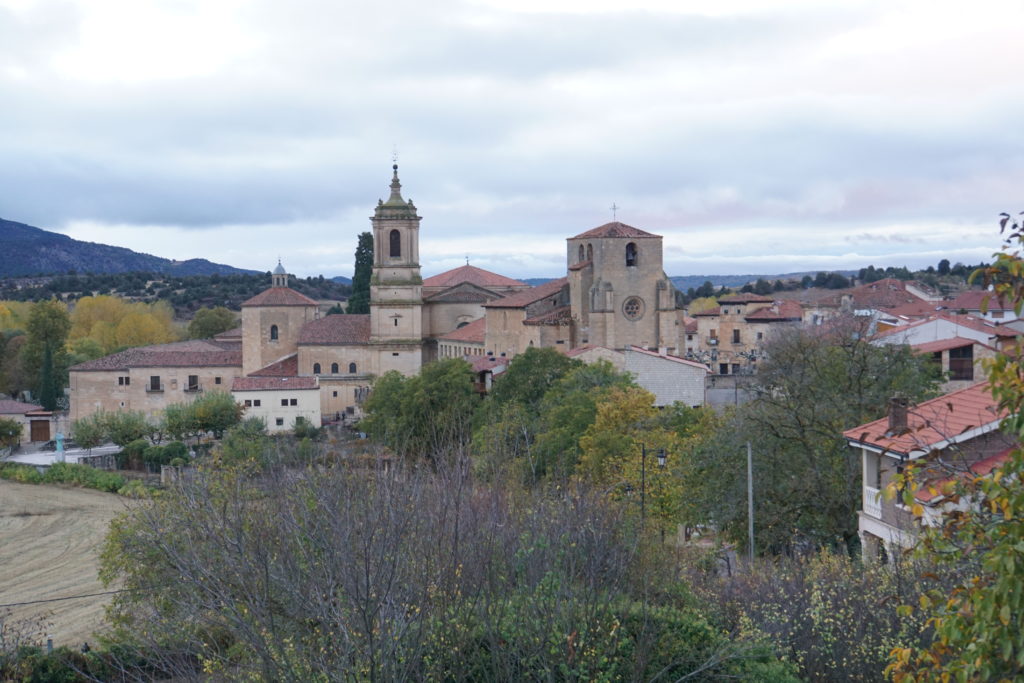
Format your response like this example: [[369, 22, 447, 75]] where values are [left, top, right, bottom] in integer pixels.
[[348, 362, 357, 374], [389, 229, 401, 258], [313, 363, 321, 374], [331, 362, 339, 374], [578, 244, 585, 262], [625, 242, 638, 267], [586, 244, 593, 261], [269, 324, 278, 341]]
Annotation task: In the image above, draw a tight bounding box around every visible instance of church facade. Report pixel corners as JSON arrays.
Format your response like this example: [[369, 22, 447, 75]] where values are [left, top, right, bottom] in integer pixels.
[[69, 165, 685, 426]]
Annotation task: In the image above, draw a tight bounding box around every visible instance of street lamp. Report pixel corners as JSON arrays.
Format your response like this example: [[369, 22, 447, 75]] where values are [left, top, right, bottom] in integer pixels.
[[640, 443, 667, 524]]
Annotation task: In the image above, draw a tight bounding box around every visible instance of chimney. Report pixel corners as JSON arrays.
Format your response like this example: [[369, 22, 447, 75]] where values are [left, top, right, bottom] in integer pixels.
[[888, 396, 909, 433]]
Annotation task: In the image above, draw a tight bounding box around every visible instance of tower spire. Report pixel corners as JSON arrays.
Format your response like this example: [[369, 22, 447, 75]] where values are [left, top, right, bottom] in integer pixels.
[[387, 164, 403, 203]]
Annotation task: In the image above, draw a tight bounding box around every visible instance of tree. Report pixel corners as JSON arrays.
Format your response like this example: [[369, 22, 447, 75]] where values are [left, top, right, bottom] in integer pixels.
[[187, 306, 238, 339], [189, 391, 243, 438], [937, 258, 951, 276], [103, 410, 152, 448], [346, 232, 373, 315], [753, 278, 773, 295], [22, 300, 71, 404], [71, 413, 106, 452], [888, 214, 1024, 681], [0, 417, 21, 450], [695, 318, 939, 553], [36, 345, 58, 410]]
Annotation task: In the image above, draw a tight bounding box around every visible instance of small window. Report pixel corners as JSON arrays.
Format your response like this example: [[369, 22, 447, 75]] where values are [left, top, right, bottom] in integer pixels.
[[349, 362, 357, 373], [392, 352, 399, 356], [215, 376, 222, 385], [332, 391, 338, 397], [389, 229, 401, 258], [719, 363, 728, 375], [313, 363, 321, 374], [732, 329, 740, 344], [281, 399, 288, 407], [394, 318, 398, 327], [578, 244, 585, 262], [331, 363, 339, 374], [244, 399, 252, 407], [290, 398, 297, 406], [187, 375, 199, 391], [253, 399, 261, 407], [270, 324, 279, 341], [587, 244, 593, 261], [275, 418, 284, 426], [756, 332, 763, 341], [149, 376, 161, 391], [625, 242, 638, 267]]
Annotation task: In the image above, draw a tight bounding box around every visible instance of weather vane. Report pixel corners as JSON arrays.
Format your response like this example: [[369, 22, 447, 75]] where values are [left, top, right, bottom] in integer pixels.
[[610, 203, 619, 220], [465, 254, 470, 265], [392, 144, 399, 165]]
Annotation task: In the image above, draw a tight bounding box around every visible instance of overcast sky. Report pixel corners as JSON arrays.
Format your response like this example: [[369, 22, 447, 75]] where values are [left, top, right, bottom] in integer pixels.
[[2, 0, 1023, 280]]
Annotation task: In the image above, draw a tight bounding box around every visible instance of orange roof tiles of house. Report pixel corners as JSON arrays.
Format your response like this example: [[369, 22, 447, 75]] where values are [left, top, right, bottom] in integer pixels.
[[949, 290, 1013, 312], [683, 316, 698, 333], [297, 315, 371, 345], [719, 293, 774, 304], [0, 399, 44, 414], [744, 300, 804, 321], [691, 306, 720, 317], [232, 376, 318, 392], [422, 264, 527, 289], [437, 317, 486, 343], [483, 277, 567, 309], [470, 355, 508, 373], [912, 337, 990, 354], [241, 287, 318, 307], [885, 299, 945, 318], [71, 340, 242, 372], [524, 305, 572, 325], [843, 382, 1004, 458], [915, 447, 1013, 503], [570, 222, 660, 239], [249, 354, 299, 377]]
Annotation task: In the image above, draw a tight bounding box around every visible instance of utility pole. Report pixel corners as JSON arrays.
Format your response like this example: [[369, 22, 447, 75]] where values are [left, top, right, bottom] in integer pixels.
[[747, 441, 754, 564], [640, 442, 647, 524]]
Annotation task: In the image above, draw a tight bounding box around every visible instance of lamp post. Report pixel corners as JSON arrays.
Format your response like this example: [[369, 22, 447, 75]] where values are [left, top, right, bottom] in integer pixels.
[[640, 443, 667, 524]]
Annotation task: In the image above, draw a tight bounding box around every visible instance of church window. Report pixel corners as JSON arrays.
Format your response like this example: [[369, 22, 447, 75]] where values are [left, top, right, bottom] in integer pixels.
[[389, 229, 401, 257], [587, 244, 593, 261], [622, 296, 644, 321], [578, 245, 585, 262], [625, 242, 638, 267], [270, 325, 279, 341], [331, 362, 339, 374], [313, 363, 321, 374], [349, 362, 357, 373]]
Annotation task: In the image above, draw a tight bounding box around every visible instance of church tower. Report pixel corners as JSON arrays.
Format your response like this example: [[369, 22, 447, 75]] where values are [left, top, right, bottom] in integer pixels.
[[369, 165, 424, 371]]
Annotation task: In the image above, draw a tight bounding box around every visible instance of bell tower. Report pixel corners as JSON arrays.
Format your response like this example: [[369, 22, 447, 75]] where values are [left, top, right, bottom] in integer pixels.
[[369, 165, 424, 364]]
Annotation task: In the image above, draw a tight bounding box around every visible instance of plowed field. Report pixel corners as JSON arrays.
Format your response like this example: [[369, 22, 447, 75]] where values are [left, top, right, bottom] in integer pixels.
[[0, 481, 127, 646]]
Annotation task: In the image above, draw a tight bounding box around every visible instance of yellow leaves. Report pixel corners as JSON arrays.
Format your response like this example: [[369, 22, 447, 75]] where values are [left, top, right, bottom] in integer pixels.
[[912, 503, 924, 518], [69, 294, 181, 353]]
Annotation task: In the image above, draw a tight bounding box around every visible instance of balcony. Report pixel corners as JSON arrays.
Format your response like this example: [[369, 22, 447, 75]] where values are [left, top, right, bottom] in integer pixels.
[[707, 338, 718, 345], [184, 384, 203, 394], [145, 386, 164, 393], [863, 486, 882, 519]]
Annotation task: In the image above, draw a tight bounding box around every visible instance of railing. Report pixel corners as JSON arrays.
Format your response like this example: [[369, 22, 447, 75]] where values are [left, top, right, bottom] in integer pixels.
[[145, 385, 163, 393], [707, 338, 718, 345], [863, 485, 883, 519], [184, 384, 203, 393]]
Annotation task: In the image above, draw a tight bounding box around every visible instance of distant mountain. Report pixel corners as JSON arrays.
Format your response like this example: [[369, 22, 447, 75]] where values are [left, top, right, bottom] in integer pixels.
[[669, 271, 856, 291], [331, 276, 352, 285], [0, 218, 259, 277]]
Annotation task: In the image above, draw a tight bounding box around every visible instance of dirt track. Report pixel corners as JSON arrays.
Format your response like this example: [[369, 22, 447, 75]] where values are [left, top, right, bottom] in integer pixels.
[[0, 480, 128, 646]]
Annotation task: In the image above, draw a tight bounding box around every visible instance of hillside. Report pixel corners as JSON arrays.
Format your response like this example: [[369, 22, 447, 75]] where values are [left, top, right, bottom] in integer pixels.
[[0, 218, 258, 277]]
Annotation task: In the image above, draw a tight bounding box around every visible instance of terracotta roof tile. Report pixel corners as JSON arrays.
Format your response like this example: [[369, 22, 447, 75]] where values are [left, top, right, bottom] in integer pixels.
[[568, 259, 592, 272], [483, 278, 567, 309], [949, 290, 1013, 312], [298, 315, 371, 345], [470, 356, 508, 373], [232, 376, 319, 391], [524, 305, 572, 325], [249, 354, 299, 377], [691, 306, 721, 317], [0, 399, 44, 414], [241, 287, 318, 308], [71, 340, 242, 372], [570, 222, 660, 239], [437, 317, 486, 343], [912, 337, 989, 354], [422, 264, 527, 289], [915, 447, 1013, 503], [214, 326, 243, 340], [744, 300, 803, 321], [844, 382, 1004, 457]]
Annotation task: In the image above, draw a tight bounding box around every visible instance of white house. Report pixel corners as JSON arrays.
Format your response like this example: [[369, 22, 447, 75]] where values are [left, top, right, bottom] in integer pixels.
[[231, 376, 321, 433], [623, 346, 709, 408]]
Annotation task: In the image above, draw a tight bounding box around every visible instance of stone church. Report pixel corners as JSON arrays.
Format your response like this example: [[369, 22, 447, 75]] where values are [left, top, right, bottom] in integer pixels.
[[69, 165, 685, 428]]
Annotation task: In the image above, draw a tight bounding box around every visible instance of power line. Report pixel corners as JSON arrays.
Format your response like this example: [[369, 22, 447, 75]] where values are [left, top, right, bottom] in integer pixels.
[[0, 587, 152, 609]]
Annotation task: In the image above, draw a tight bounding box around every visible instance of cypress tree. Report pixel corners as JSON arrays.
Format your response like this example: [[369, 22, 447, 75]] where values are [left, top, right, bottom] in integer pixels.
[[347, 232, 373, 314]]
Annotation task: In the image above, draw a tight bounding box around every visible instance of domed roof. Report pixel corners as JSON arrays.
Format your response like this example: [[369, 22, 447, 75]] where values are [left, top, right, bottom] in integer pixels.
[[273, 260, 287, 275]]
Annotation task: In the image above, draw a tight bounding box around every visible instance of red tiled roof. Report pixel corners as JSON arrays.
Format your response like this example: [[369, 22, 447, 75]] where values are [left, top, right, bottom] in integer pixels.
[[719, 293, 774, 304], [249, 354, 299, 377], [470, 355, 508, 373], [71, 340, 242, 372], [915, 447, 1014, 503], [232, 376, 318, 391], [844, 382, 1004, 457], [744, 300, 803, 321], [949, 290, 1013, 312], [886, 300, 945, 318], [912, 337, 986, 354], [422, 264, 527, 289], [214, 326, 243, 340], [626, 346, 711, 371], [691, 306, 720, 317], [483, 278, 567, 309], [241, 287, 318, 308], [683, 316, 698, 333], [570, 222, 660, 239], [0, 399, 43, 414], [524, 305, 572, 325], [298, 315, 371, 345], [437, 317, 486, 343]]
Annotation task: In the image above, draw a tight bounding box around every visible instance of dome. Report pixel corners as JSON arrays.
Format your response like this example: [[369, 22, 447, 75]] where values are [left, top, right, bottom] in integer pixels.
[[273, 261, 287, 275]]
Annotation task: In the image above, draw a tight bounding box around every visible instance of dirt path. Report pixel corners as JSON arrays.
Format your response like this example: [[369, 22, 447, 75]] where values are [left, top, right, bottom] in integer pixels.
[[0, 480, 130, 647]]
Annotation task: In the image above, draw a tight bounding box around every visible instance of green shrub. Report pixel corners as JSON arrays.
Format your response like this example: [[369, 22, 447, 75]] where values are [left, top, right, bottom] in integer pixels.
[[42, 463, 126, 493], [164, 441, 188, 460], [117, 479, 151, 499], [0, 463, 42, 484]]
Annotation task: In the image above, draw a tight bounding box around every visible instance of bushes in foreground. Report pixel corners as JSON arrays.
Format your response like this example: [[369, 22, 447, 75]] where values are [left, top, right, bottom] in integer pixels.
[[0, 462, 128, 495]]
